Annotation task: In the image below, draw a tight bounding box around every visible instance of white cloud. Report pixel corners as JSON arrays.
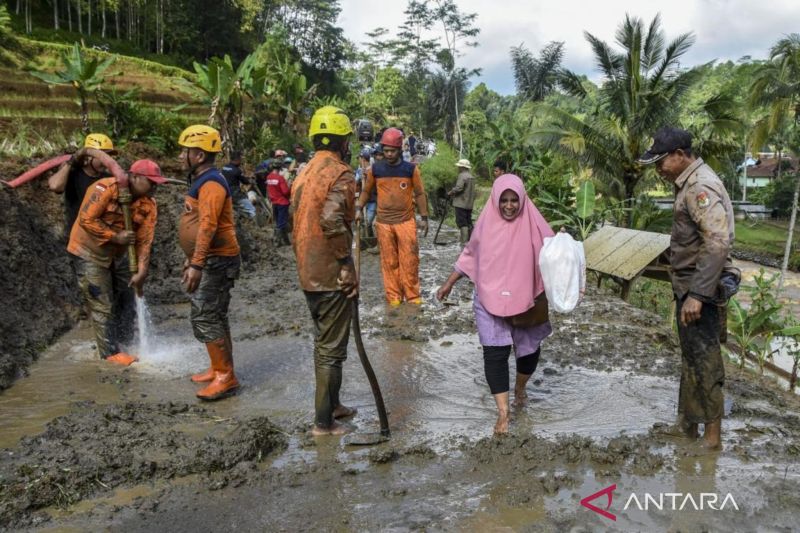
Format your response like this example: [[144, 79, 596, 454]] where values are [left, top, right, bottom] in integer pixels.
[[339, 0, 800, 95]]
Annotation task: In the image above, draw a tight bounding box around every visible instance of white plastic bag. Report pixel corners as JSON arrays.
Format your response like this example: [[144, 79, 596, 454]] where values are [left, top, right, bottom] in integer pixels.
[[539, 232, 586, 313]]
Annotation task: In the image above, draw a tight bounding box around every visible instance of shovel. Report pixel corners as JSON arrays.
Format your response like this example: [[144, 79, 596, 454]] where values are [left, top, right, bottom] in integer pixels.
[[343, 219, 391, 446]]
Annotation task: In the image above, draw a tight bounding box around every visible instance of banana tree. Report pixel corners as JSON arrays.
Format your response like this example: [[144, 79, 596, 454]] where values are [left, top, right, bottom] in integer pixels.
[[189, 52, 267, 152], [536, 180, 615, 241], [29, 43, 115, 133]]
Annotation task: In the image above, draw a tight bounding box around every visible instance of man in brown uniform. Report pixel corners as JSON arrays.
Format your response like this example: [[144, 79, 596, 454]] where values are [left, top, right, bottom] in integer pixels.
[[448, 158, 477, 246], [291, 106, 358, 435], [177, 125, 242, 401], [639, 127, 739, 450]]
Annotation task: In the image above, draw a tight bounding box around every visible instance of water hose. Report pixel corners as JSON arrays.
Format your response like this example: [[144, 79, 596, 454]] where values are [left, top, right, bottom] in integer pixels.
[[4, 155, 72, 188], [80, 148, 138, 275], [349, 218, 391, 442]]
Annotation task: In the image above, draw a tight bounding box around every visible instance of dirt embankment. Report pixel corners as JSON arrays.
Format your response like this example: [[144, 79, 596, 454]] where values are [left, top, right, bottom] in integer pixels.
[[0, 146, 275, 390], [0, 401, 286, 527]]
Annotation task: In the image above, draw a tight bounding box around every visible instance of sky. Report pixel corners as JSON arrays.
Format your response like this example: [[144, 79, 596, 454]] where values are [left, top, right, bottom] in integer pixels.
[[338, 0, 800, 95]]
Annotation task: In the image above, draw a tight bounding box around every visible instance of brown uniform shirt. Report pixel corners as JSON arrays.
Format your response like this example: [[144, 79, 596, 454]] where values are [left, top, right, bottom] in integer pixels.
[[450, 170, 476, 209], [670, 158, 735, 300], [67, 177, 157, 269], [290, 151, 355, 292]]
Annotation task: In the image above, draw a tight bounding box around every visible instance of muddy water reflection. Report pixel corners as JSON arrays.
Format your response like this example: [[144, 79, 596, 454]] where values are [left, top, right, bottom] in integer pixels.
[[1, 312, 678, 453]]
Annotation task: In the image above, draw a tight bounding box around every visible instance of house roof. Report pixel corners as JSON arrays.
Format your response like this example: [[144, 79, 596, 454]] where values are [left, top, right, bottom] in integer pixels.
[[747, 157, 799, 178]]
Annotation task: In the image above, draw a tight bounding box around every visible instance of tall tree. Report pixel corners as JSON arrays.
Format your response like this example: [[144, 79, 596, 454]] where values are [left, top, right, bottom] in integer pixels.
[[511, 41, 567, 102], [533, 14, 700, 212], [749, 34, 800, 291]]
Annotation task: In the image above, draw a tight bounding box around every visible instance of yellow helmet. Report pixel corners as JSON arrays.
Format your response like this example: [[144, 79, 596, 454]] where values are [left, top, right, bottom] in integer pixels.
[[178, 124, 223, 153], [84, 133, 116, 153], [308, 106, 353, 140]]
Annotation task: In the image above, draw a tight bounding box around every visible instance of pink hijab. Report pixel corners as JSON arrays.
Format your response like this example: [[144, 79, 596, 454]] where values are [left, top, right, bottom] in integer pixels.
[[455, 174, 554, 317]]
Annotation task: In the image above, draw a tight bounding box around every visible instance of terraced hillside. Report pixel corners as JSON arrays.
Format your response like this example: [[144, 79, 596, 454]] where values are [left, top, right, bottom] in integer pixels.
[[0, 38, 207, 139]]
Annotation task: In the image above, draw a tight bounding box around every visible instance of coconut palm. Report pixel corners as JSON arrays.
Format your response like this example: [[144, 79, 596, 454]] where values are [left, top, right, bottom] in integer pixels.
[[511, 41, 568, 102], [532, 14, 700, 213], [29, 43, 115, 134], [749, 34, 800, 291]]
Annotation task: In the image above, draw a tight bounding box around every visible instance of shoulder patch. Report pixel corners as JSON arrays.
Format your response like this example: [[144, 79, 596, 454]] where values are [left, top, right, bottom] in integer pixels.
[[696, 191, 710, 208]]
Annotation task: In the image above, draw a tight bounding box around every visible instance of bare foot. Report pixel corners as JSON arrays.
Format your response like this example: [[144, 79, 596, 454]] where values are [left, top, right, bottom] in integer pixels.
[[494, 411, 510, 434], [333, 404, 358, 419], [310, 421, 351, 436]]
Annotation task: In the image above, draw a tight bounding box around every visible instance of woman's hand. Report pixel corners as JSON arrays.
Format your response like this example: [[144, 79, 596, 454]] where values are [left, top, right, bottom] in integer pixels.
[[436, 283, 452, 302], [437, 270, 464, 302]]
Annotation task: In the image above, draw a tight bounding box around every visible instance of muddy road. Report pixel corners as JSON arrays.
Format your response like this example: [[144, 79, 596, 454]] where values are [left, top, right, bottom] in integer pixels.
[[1, 222, 800, 531]]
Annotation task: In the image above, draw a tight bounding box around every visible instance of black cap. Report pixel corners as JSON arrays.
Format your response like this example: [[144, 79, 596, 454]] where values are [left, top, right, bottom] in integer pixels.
[[638, 127, 692, 165]]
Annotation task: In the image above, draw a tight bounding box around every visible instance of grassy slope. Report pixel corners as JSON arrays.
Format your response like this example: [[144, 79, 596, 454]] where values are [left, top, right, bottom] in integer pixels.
[[0, 36, 204, 137]]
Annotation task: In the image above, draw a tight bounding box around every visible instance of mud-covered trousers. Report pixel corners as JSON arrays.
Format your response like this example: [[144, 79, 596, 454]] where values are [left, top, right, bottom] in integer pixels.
[[76, 255, 135, 358], [375, 218, 420, 303], [676, 297, 725, 424], [190, 255, 241, 343], [304, 290, 352, 428]]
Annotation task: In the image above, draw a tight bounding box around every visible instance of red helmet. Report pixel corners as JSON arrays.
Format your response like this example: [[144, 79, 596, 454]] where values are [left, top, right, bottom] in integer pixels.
[[380, 127, 404, 148]]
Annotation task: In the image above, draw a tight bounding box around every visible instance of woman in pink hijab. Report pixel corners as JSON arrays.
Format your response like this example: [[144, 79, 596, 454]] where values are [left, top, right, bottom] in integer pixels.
[[437, 174, 554, 434]]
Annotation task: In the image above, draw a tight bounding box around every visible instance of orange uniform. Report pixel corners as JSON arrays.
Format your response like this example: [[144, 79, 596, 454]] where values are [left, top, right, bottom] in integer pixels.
[[361, 159, 428, 224], [360, 159, 428, 304], [290, 151, 355, 291], [179, 168, 240, 267], [67, 177, 157, 268]]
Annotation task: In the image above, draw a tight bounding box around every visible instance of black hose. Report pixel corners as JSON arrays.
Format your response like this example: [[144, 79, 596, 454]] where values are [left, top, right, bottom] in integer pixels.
[[352, 219, 390, 437]]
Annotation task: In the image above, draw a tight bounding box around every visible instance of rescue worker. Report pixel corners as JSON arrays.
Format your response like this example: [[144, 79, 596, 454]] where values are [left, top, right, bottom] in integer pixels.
[[355, 148, 377, 239], [357, 127, 429, 306], [290, 105, 359, 435], [178, 125, 242, 401], [267, 159, 291, 246], [448, 158, 477, 246], [639, 126, 739, 450], [67, 159, 164, 366], [49, 133, 118, 232], [221, 151, 256, 219]]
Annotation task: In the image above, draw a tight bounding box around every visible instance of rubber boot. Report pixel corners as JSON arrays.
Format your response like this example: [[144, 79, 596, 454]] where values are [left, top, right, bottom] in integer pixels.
[[196, 338, 240, 400], [459, 226, 469, 247], [281, 228, 291, 246], [191, 331, 232, 383]]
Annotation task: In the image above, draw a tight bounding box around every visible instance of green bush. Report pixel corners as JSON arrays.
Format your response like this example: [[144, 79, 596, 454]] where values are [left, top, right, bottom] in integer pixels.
[[419, 143, 460, 219], [96, 88, 187, 152]]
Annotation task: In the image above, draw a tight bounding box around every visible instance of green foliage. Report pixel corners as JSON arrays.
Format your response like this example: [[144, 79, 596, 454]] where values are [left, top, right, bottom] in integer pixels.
[[420, 142, 459, 202], [0, 4, 11, 41], [532, 14, 703, 213], [95, 88, 188, 152], [28, 42, 115, 133], [537, 180, 609, 240], [779, 315, 800, 390], [728, 269, 784, 372]]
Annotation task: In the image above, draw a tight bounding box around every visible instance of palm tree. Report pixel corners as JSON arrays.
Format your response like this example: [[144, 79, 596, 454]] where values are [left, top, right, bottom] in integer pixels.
[[532, 14, 700, 213], [29, 43, 115, 134], [510, 41, 569, 102], [749, 34, 800, 291]]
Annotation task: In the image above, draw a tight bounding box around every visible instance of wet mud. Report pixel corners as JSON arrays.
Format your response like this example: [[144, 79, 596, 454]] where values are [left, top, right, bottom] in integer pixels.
[[0, 148, 278, 389], [0, 198, 799, 530]]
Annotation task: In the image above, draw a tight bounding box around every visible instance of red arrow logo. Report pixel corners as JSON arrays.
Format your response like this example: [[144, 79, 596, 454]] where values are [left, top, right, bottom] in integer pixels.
[[580, 484, 617, 521]]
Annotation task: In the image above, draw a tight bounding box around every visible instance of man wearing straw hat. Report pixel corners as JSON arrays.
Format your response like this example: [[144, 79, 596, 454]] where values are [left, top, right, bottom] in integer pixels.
[[448, 158, 477, 247]]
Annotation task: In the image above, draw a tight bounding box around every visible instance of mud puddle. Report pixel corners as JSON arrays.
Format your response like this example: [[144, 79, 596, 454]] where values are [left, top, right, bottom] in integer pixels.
[[2, 227, 800, 531]]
